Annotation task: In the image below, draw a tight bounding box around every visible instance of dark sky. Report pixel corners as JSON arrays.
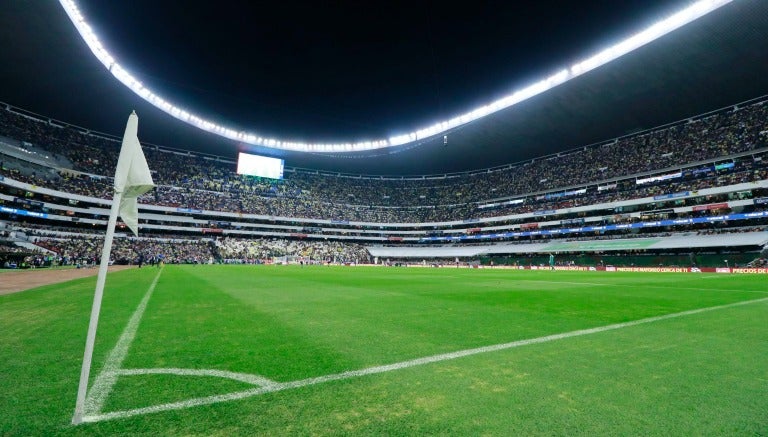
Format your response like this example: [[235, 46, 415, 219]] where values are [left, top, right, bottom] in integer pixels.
[[1, 1, 767, 175], [72, 0, 686, 139]]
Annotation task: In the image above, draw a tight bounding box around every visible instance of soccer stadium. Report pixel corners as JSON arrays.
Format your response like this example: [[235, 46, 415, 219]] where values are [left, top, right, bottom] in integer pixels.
[[1, 1, 767, 435]]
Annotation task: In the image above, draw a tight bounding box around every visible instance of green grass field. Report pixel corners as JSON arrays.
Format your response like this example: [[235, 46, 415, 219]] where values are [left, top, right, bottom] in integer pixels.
[[1, 265, 766, 435]]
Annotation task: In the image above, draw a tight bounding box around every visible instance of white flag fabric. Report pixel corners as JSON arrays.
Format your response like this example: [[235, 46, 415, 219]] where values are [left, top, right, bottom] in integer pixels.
[[114, 111, 154, 236]]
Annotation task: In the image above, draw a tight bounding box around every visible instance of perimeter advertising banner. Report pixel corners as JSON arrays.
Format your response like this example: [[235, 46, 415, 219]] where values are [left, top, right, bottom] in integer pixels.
[[614, 267, 691, 273], [732, 268, 768, 274], [692, 202, 729, 212]]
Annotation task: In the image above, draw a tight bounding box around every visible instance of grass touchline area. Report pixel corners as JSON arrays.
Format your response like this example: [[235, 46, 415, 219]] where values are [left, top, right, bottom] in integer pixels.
[[0, 265, 765, 435], [84, 294, 768, 423]]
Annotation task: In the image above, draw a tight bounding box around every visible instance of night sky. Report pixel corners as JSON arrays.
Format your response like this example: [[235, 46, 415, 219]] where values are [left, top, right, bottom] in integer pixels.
[[1, 1, 767, 175]]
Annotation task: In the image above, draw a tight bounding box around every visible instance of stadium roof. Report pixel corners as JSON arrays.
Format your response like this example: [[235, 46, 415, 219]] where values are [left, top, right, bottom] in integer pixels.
[[1, 1, 767, 176]]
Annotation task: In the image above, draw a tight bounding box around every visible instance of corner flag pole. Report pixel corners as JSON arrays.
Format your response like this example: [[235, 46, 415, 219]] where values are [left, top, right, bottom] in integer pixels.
[[72, 189, 123, 425], [72, 111, 154, 425]]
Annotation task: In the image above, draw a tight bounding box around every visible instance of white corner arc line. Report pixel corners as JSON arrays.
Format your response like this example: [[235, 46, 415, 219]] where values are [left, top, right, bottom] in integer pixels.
[[84, 268, 163, 416], [81, 296, 768, 424]]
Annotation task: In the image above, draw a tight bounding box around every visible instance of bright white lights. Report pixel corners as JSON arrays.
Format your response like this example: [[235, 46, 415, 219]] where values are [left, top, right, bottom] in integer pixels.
[[58, 0, 733, 153]]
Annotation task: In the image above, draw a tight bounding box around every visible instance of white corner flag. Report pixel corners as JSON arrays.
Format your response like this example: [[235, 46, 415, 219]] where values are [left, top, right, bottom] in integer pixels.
[[73, 112, 154, 425], [114, 111, 155, 236]]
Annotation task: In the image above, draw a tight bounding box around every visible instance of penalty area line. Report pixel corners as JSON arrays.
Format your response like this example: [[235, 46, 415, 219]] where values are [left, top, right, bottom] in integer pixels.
[[80, 295, 768, 424]]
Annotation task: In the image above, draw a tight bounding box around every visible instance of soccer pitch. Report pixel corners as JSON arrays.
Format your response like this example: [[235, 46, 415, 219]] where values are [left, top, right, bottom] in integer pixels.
[[1, 265, 766, 435]]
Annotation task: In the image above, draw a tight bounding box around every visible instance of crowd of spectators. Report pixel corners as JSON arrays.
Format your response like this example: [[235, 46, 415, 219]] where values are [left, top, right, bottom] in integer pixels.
[[27, 235, 371, 266], [5, 215, 765, 268], [33, 237, 217, 266], [0, 241, 43, 254], [747, 257, 767, 267], [214, 237, 371, 264], [4, 152, 764, 225], [1, 98, 767, 225], [695, 226, 768, 235]]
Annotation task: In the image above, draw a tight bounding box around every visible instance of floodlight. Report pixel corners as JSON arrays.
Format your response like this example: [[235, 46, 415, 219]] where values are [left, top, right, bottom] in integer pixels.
[[58, 0, 732, 153]]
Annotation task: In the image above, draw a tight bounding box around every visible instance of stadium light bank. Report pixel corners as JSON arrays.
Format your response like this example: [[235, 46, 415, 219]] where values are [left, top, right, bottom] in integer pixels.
[[59, 0, 732, 154]]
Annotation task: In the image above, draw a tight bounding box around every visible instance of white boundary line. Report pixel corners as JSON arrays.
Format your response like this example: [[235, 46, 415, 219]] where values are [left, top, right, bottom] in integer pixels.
[[83, 268, 163, 416], [657, 286, 768, 294], [519, 280, 768, 294], [81, 295, 768, 424]]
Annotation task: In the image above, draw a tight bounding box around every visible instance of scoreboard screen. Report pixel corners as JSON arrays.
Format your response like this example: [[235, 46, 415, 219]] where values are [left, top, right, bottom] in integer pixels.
[[236, 153, 284, 179]]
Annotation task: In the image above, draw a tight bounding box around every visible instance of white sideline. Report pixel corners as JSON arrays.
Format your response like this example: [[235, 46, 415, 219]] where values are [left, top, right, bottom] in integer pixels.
[[659, 286, 768, 294], [520, 280, 768, 294], [83, 268, 163, 416], [81, 295, 768, 424]]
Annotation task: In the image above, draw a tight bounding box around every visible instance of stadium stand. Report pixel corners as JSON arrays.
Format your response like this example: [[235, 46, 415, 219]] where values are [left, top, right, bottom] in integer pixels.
[[1, 96, 768, 267]]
